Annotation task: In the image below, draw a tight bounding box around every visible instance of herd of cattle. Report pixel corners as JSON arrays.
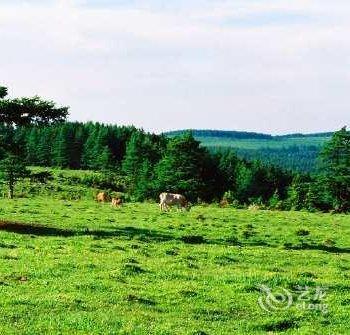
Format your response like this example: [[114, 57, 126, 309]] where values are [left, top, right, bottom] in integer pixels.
[[96, 192, 189, 211]]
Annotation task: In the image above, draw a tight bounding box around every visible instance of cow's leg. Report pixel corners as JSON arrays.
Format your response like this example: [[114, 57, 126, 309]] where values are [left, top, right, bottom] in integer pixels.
[[160, 202, 167, 211]]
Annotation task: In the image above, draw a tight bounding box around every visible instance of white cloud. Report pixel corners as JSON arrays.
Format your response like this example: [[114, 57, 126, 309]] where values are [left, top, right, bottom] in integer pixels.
[[0, 0, 349, 133]]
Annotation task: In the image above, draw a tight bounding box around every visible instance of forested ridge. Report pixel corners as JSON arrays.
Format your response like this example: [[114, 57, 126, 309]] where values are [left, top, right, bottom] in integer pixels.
[[166, 129, 274, 140], [166, 129, 333, 139], [220, 146, 321, 173], [166, 129, 332, 172]]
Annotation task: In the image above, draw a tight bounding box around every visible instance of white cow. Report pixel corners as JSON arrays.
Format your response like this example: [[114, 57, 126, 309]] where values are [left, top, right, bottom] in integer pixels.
[[159, 193, 188, 211]]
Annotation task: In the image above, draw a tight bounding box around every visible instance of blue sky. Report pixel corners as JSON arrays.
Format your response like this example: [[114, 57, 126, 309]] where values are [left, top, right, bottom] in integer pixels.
[[0, 0, 349, 134]]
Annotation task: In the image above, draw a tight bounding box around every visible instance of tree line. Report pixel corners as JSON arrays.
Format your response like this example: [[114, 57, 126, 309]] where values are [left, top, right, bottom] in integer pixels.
[[0, 122, 294, 203], [0, 86, 349, 212]]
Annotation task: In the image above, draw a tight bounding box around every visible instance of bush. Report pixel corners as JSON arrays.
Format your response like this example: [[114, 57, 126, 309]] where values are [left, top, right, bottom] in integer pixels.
[[268, 191, 283, 210]]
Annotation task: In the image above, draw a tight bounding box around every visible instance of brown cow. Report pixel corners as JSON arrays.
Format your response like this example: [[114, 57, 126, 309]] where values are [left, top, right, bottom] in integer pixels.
[[96, 192, 110, 203], [111, 198, 123, 207]]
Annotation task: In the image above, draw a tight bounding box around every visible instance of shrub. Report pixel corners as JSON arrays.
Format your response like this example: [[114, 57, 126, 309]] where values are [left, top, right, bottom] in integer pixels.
[[222, 191, 236, 204], [268, 191, 283, 210]]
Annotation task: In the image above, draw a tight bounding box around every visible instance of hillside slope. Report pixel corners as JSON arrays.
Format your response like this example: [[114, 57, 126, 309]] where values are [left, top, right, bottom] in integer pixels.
[[165, 130, 332, 172]]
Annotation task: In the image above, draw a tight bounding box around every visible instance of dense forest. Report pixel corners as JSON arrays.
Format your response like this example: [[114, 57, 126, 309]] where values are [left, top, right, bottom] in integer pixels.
[[0, 86, 349, 212], [226, 146, 320, 173], [0, 122, 292, 201]]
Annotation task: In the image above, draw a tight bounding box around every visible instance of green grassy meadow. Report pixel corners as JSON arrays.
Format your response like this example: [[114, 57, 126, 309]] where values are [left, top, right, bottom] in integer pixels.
[[0, 198, 349, 334]]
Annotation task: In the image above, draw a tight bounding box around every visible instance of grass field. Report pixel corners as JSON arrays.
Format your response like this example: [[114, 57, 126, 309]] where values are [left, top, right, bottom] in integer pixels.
[[0, 198, 349, 334]]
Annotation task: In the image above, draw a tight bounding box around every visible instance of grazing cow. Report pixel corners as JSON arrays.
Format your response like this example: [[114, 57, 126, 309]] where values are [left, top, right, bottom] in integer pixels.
[[159, 193, 188, 211], [96, 192, 110, 203], [111, 198, 122, 207]]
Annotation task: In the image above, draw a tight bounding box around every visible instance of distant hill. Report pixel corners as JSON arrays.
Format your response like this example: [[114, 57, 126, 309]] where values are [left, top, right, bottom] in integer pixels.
[[166, 129, 273, 140], [165, 129, 333, 140], [164, 129, 333, 173], [276, 132, 334, 139]]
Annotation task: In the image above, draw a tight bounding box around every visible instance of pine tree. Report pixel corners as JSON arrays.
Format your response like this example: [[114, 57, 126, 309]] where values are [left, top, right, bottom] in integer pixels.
[[122, 133, 143, 173], [268, 190, 282, 210], [286, 175, 308, 210], [98, 146, 114, 171], [26, 128, 40, 165], [52, 126, 71, 168], [122, 132, 148, 193], [154, 133, 209, 202], [234, 161, 254, 203], [70, 124, 86, 169], [217, 151, 239, 195], [37, 128, 52, 166], [319, 127, 350, 212], [0, 154, 30, 198], [133, 159, 154, 201], [82, 126, 99, 169], [93, 127, 115, 170]]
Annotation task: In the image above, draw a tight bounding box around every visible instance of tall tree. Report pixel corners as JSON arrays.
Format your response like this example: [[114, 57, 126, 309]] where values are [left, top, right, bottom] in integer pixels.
[[154, 133, 210, 202], [217, 151, 239, 195], [52, 125, 71, 168], [37, 128, 53, 166], [319, 127, 350, 212], [0, 86, 69, 197], [25, 127, 40, 165], [0, 154, 29, 199], [234, 161, 254, 203], [70, 124, 86, 169], [122, 132, 161, 195], [98, 146, 114, 171], [122, 132, 146, 178], [81, 125, 99, 169], [132, 159, 154, 201], [286, 174, 310, 210], [0, 96, 68, 126]]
